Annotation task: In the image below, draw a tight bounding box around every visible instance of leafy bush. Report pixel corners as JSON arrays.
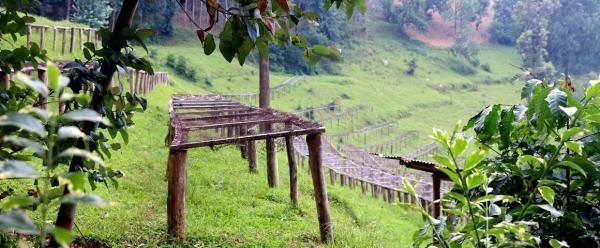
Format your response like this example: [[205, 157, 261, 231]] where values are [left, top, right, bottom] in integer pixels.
[[481, 63, 492, 72], [204, 77, 213, 87], [70, 0, 113, 28], [449, 59, 477, 76], [406, 58, 418, 75], [175, 56, 187, 75], [410, 76, 600, 247], [165, 54, 175, 68]]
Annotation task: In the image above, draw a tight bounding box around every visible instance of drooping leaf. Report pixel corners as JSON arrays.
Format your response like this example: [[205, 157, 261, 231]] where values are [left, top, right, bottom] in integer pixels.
[[549, 239, 570, 248], [537, 186, 555, 205], [463, 150, 486, 172], [0, 160, 39, 179], [63, 109, 107, 125], [15, 73, 48, 98], [556, 161, 587, 177], [0, 113, 46, 137], [561, 127, 584, 141], [0, 210, 38, 235], [538, 204, 563, 217], [57, 126, 87, 140], [57, 148, 104, 166], [565, 141, 582, 155], [432, 155, 456, 170], [521, 79, 542, 99], [402, 178, 417, 197], [3, 136, 45, 156], [203, 34, 216, 55], [61, 193, 109, 207], [52, 227, 74, 246], [545, 89, 568, 126], [466, 172, 486, 190]]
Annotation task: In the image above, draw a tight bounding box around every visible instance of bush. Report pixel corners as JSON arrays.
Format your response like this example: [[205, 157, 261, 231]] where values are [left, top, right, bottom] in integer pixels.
[[186, 68, 197, 82], [165, 54, 176, 68], [449, 59, 476, 76], [204, 77, 213, 87], [406, 58, 418, 75], [175, 56, 187, 75], [481, 63, 492, 72]]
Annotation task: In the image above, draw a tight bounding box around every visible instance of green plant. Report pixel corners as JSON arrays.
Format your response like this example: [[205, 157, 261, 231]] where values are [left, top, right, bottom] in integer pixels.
[[406, 58, 418, 75], [165, 54, 176, 68], [410, 76, 600, 247], [481, 63, 492, 73], [0, 65, 113, 247], [70, 0, 113, 28], [175, 56, 187, 75]]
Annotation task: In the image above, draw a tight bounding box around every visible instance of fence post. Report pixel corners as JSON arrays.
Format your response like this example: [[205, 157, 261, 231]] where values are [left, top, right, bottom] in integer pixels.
[[39, 27, 45, 50], [26, 25, 32, 48], [52, 27, 57, 50], [166, 148, 188, 240], [61, 28, 67, 54], [285, 135, 298, 207], [306, 133, 333, 243], [69, 27, 75, 53]]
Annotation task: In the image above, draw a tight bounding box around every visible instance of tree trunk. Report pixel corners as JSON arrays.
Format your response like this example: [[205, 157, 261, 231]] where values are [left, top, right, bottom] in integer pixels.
[[49, 0, 140, 246], [66, 0, 71, 20], [259, 56, 278, 187]]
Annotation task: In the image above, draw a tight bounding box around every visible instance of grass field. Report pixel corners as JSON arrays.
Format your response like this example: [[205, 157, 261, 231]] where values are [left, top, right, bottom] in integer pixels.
[[1, 13, 528, 247]]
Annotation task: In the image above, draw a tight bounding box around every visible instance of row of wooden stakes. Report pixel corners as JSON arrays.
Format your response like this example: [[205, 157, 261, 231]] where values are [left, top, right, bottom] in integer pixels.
[[26, 24, 101, 54]]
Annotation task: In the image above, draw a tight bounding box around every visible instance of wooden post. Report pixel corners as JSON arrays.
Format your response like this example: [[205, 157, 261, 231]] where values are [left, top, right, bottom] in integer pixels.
[[0, 72, 9, 90], [79, 28, 83, 49], [432, 173, 441, 218], [361, 181, 367, 194], [167, 149, 188, 240], [61, 28, 67, 54], [404, 191, 410, 203], [247, 129, 258, 173], [383, 188, 388, 202], [306, 133, 333, 243], [39, 27, 45, 50], [285, 136, 298, 207], [69, 27, 75, 53], [340, 174, 345, 186], [53, 27, 58, 50], [87, 29, 92, 43], [266, 136, 278, 187], [389, 189, 395, 203], [329, 169, 336, 185], [26, 25, 32, 48]]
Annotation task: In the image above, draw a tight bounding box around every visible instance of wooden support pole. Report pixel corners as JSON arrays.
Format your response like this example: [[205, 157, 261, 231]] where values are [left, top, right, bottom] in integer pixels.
[[340, 174, 345, 186], [432, 173, 441, 218], [79, 28, 83, 49], [61, 28, 67, 54], [383, 188, 388, 202], [329, 169, 336, 185], [389, 189, 395, 203], [53, 27, 57, 50], [306, 133, 333, 243], [69, 27, 75, 53], [37, 69, 47, 109], [0, 72, 9, 90], [247, 129, 258, 173], [266, 136, 278, 187], [361, 181, 367, 194], [26, 25, 32, 48], [39, 27, 45, 50], [404, 191, 410, 203], [167, 149, 188, 240], [285, 136, 298, 207]]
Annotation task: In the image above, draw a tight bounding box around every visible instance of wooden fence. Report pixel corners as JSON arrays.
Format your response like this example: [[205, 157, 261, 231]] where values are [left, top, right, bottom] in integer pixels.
[[221, 76, 306, 105], [25, 24, 101, 54]]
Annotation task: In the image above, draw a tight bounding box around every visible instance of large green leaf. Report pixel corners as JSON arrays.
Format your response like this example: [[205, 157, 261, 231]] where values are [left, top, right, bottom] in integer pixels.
[[61, 193, 109, 207], [545, 89, 568, 126], [52, 227, 74, 246], [0, 160, 39, 179], [463, 150, 486, 172], [57, 126, 87, 140], [203, 34, 216, 55], [3, 136, 45, 156], [402, 178, 417, 197], [474, 105, 501, 141], [556, 161, 587, 177], [466, 172, 486, 190], [0, 112, 46, 137], [0, 210, 38, 235], [521, 79, 542, 99], [15, 73, 48, 98], [58, 148, 104, 166], [537, 186, 555, 205], [565, 141, 582, 155], [538, 204, 563, 217], [63, 109, 107, 125]]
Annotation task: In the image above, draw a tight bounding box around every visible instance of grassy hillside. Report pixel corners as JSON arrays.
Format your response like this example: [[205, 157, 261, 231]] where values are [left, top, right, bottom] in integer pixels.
[[2, 13, 525, 247]]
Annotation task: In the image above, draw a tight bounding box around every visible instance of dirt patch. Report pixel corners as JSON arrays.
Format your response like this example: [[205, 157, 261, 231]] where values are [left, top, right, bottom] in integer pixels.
[[404, 3, 495, 48]]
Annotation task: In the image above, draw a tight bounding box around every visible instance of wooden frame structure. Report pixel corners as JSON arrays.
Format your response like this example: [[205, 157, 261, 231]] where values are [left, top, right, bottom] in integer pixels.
[[165, 94, 333, 243], [375, 154, 450, 218]]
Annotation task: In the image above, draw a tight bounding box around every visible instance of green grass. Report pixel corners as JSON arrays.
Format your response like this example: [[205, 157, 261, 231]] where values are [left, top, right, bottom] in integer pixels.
[[2, 13, 532, 247]]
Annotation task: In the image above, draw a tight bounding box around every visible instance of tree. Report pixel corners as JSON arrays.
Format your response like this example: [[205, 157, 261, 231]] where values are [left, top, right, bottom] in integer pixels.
[[489, 0, 519, 46], [395, 0, 429, 33], [70, 0, 113, 28], [134, 0, 178, 36], [513, 0, 559, 80], [442, 0, 489, 65]]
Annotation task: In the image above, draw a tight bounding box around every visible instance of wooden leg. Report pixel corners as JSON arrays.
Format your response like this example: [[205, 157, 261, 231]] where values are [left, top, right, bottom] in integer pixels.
[[285, 136, 298, 207], [433, 173, 441, 218], [247, 130, 258, 173], [306, 133, 333, 243], [167, 149, 188, 240], [329, 169, 336, 185], [266, 137, 278, 187], [361, 181, 367, 194]]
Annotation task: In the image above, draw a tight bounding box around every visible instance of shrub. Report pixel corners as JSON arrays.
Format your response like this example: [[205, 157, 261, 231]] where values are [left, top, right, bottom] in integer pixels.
[[204, 77, 213, 87], [406, 58, 418, 75], [165, 54, 176, 68], [186, 68, 197, 82], [481, 63, 492, 72], [449, 59, 476, 76], [175, 56, 187, 75]]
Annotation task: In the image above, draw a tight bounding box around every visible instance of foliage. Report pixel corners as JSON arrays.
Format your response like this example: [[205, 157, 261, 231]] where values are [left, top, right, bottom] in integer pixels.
[[411, 75, 600, 247], [441, 0, 489, 65], [133, 0, 178, 36], [394, 0, 430, 33], [406, 58, 418, 75], [489, 0, 518, 46], [481, 63, 491, 73], [193, 0, 365, 66], [70, 0, 113, 28]]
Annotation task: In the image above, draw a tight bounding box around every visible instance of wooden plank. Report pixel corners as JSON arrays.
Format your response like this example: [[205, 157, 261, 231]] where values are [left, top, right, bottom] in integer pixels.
[[285, 135, 298, 207], [307, 133, 334, 243], [180, 111, 264, 121], [167, 149, 188, 240], [247, 129, 258, 173], [185, 118, 284, 130]]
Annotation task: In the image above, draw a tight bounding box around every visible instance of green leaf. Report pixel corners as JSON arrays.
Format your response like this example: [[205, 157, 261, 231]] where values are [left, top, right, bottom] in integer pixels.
[[537, 186, 555, 205], [549, 239, 569, 248], [561, 127, 584, 141], [3, 136, 45, 156], [61, 172, 87, 192], [135, 28, 156, 40], [559, 106, 577, 117], [0, 160, 39, 179], [521, 79, 542, 99], [47, 62, 60, 91], [203, 34, 216, 55], [57, 148, 104, 166], [556, 161, 587, 177], [432, 155, 456, 170], [466, 172, 486, 190], [538, 204, 563, 217], [402, 179, 417, 197], [451, 134, 467, 157], [52, 227, 74, 246], [0, 210, 38, 235], [565, 141, 582, 155], [585, 80, 600, 100], [517, 155, 544, 167], [15, 73, 48, 98], [474, 105, 501, 141], [545, 89, 568, 123], [63, 109, 107, 125], [463, 150, 486, 172], [218, 40, 235, 63], [0, 112, 46, 137], [57, 126, 87, 140], [61, 193, 109, 207]]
